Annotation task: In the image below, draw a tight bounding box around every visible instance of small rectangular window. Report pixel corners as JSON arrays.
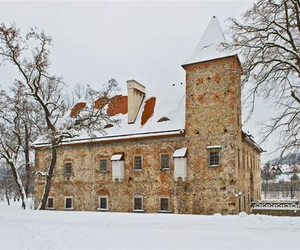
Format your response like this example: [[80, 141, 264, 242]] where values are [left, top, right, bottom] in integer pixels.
[[160, 197, 169, 211], [99, 159, 108, 172], [99, 196, 108, 210], [47, 197, 54, 209], [65, 162, 72, 175], [134, 156, 142, 170], [161, 154, 170, 170], [134, 196, 143, 210], [208, 149, 221, 167], [65, 197, 73, 209]]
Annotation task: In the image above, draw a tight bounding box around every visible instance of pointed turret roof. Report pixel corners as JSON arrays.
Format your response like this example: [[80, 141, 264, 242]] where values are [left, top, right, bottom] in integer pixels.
[[182, 16, 236, 66]]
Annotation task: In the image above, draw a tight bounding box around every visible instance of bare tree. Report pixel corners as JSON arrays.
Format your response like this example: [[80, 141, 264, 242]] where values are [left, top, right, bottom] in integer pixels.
[[0, 23, 119, 210], [223, 0, 300, 154], [0, 167, 19, 205]]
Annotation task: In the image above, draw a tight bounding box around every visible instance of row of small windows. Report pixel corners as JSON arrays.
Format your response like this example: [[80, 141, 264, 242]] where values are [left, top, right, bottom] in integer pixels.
[[47, 196, 170, 212], [63, 148, 221, 175], [64, 154, 172, 175]]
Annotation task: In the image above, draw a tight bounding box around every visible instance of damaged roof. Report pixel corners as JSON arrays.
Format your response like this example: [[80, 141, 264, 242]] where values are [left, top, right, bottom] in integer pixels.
[[34, 82, 186, 146]]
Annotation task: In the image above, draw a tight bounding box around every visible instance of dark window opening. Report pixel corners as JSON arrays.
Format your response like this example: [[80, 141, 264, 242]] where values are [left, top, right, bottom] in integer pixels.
[[65, 198, 72, 209], [161, 154, 170, 170], [100, 159, 108, 172], [134, 197, 143, 210], [47, 197, 54, 208], [100, 197, 107, 209], [160, 198, 169, 211], [134, 156, 142, 170], [64, 162, 72, 175]]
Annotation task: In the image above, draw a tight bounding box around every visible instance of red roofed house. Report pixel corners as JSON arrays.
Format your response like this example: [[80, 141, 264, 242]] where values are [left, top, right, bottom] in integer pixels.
[[34, 17, 263, 214]]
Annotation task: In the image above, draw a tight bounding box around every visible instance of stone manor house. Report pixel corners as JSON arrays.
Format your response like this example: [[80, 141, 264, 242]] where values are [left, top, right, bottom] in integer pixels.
[[34, 17, 263, 214]]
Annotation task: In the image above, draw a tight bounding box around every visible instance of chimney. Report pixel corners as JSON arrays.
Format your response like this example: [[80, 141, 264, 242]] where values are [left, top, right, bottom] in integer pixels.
[[126, 79, 146, 124]]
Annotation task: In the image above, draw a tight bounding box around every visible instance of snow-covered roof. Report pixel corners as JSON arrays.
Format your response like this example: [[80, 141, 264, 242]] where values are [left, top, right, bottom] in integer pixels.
[[182, 16, 236, 66], [111, 153, 124, 161], [173, 148, 187, 158], [33, 82, 185, 147], [206, 145, 222, 149]]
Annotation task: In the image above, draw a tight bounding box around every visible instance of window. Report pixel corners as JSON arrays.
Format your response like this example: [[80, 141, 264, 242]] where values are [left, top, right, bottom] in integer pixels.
[[134, 156, 142, 170], [99, 159, 108, 172], [64, 162, 72, 175], [133, 196, 143, 211], [99, 196, 108, 210], [209, 150, 220, 166], [47, 197, 54, 209], [207, 146, 221, 167], [160, 197, 169, 211], [161, 154, 170, 170], [65, 197, 73, 209]]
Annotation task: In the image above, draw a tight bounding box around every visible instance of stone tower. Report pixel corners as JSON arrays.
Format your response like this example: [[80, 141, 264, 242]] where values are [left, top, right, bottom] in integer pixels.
[[181, 16, 243, 214]]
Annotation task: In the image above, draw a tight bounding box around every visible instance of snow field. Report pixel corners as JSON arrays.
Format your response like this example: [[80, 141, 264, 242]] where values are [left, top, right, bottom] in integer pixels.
[[1, 201, 300, 249]]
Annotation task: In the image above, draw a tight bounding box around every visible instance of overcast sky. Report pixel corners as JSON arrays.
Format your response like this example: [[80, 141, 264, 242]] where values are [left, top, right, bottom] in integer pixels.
[[0, 0, 277, 162]]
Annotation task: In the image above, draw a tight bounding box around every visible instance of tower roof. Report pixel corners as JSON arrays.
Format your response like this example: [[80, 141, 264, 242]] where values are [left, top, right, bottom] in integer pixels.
[[182, 16, 236, 66]]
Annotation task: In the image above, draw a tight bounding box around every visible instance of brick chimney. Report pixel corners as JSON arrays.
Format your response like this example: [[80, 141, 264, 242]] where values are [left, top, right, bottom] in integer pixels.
[[126, 80, 146, 124]]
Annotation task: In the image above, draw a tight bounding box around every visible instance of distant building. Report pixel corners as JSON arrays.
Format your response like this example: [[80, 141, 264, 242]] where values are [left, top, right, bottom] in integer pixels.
[[270, 165, 283, 175], [34, 17, 263, 214]]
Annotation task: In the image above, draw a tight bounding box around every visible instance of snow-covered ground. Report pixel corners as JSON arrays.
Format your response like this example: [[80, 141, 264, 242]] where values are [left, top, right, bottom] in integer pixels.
[[1, 201, 300, 249]]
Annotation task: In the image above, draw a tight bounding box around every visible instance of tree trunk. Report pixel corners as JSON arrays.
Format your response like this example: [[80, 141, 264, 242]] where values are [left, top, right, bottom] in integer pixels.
[[8, 162, 27, 209], [38, 146, 57, 210], [5, 188, 10, 206], [24, 124, 31, 197]]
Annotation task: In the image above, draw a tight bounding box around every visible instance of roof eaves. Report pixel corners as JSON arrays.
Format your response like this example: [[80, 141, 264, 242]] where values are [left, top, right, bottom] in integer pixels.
[[243, 131, 265, 153], [181, 54, 240, 68], [33, 129, 185, 148]]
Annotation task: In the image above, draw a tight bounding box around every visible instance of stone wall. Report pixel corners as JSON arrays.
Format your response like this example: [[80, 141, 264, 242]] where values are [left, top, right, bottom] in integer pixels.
[[34, 56, 262, 215], [183, 56, 261, 214], [35, 135, 186, 212], [252, 208, 300, 216]]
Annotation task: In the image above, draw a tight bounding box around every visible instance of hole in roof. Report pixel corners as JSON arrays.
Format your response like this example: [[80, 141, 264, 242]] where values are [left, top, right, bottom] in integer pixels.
[[157, 117, 170, 123], [141, 97, 156, 126], [70, 102, 87, 118], [104, 124, 114, 129]]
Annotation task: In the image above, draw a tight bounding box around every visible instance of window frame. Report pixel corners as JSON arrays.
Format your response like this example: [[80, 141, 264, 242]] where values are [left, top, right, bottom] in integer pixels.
[[133, 155, 143, 171], [159, 197, 170, 212], [47, 197, 54, 209], [98, 195, 109, 211], [64, 196, 74, 210], [99, 158, 108, 173], [64, 162, 73, 176], [160, 154, 170, 170], [132, 195, 144, 212], [207, 146, 221, 167]]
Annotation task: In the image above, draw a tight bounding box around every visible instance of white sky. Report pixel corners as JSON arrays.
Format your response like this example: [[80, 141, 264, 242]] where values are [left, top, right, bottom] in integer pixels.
[[0, 0, 277, 162]]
